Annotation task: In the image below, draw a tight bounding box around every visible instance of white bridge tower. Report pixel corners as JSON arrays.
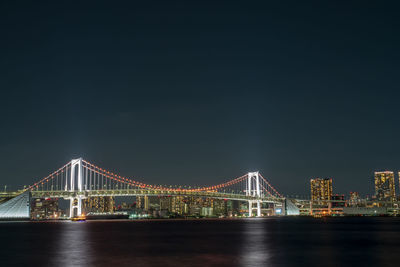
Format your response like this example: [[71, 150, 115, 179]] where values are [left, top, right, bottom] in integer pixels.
[[66, 158, 84, 218], [246, 171, 262, 217]]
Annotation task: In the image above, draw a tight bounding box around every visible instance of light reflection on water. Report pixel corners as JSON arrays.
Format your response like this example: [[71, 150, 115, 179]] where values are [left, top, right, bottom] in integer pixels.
[[51, 221, 93, 267], [2, 217, 400, 266], [239, 218, 270, 267]]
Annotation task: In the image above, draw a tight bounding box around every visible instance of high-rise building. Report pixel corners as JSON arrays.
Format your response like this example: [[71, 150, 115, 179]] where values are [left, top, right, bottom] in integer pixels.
[[310, 178, 332, 204], [398, 172, 400, 199], [375, 171, 395, 201]]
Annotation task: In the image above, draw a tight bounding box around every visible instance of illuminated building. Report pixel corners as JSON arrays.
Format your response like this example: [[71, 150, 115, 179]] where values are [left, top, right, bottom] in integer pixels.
[[169, 196, 186, 215], [310, 178, 332, 204], [349, 192, 361, 207], [148, 197, 160, 211], [331, 194, 345, 208], [144, 195, 149, 211], [201, 207, 213, 216], [136, 196, 142, 209], [84, 196, 115, 213], [31, 198, 60, 220], [239, 202, 249, 215], [186, 197, 202, 216], [159, 196, 170, 211], [398, 171, 400, 199], [374, 171, 395, 201], [212, 199, 227, 217]]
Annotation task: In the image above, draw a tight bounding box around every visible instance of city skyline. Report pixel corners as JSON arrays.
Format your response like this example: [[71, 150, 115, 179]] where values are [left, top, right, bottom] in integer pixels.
[[7, 155, 400, 220]]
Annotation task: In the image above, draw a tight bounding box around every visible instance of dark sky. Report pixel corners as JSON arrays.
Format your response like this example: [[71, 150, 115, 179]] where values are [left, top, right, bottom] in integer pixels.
[[1, 1, 399, 196]]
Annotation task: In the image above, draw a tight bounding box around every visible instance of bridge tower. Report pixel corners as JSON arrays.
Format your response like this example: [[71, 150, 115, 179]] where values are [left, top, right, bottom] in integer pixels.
[[247, 172, 261, 217], [67, 158, 84, 217]]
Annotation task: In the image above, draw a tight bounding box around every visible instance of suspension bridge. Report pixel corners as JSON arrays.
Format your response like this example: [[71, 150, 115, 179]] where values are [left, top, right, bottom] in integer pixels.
[[0, 158, 285, 219]]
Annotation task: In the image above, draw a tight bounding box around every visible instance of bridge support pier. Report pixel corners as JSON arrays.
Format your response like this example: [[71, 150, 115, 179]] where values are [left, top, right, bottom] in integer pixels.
[[69, 196, 83, 218], [248, 201, 252, 217], [248, 200, 262, 217], [257, 201, 261, 217]]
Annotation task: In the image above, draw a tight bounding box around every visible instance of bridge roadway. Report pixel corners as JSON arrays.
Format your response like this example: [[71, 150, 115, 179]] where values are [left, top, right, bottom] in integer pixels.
[[31, 189, 283, 203], [0, 192, 23, 198], [0, 191, 25, 203]]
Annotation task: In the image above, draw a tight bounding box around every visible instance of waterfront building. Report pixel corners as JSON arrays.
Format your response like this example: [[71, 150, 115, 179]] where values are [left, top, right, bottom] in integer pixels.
[[186, 197, 202, 216], [331, 194, 345, 208], [148, 197, 160, 211], [310, 178, 332, 204], [31, 198, 60, 220], [349, 192, 361, 206], [398, 171, 400, 199], [374, 171, 395, 201], [159, 196, 170, 211], [239, 202, 249, 215], [226, 200, 240, 217], [143, 195, 149, 211], [201, 207, 213, 216], [169, 196, 186, 215], [212, 199, 227, 217], [84, 196, 115, 213], [342, 207, 388, 216], [136, 196, 142, 209]]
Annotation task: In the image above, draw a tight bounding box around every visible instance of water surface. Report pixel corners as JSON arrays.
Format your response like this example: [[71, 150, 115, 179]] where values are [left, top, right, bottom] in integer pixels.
[[1, 217, 400, 267]]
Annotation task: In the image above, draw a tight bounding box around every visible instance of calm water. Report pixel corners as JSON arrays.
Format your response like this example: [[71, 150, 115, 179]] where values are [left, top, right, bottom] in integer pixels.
[[1, 217, 400, 267]]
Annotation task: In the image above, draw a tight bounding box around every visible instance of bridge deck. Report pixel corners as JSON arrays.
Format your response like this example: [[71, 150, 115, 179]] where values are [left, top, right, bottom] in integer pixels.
[[30, 189, 282, 203]]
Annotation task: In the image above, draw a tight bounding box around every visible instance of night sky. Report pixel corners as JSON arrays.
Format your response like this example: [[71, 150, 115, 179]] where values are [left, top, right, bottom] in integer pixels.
[[1, 1, 399, 196]]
